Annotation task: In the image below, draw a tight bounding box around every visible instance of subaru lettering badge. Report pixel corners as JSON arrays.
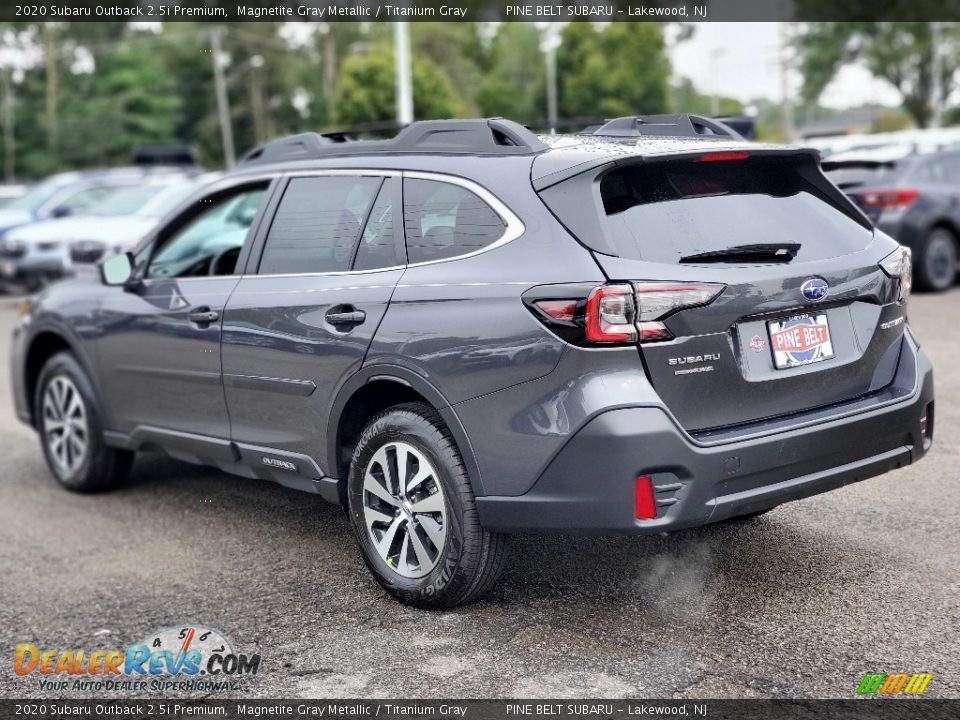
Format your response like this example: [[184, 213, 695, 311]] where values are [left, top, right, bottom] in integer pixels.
[[800, 277, 829, 302]]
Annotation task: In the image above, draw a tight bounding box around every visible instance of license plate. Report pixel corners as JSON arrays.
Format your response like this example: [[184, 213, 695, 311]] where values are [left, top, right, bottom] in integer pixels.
[[73, 266, 96, 278], [767, 313, 834, 369], [0, 261, 15, 277]]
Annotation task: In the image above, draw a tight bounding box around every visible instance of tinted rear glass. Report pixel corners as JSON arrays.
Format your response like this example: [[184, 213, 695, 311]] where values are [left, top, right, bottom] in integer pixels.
[[588, 156, 871, 263]]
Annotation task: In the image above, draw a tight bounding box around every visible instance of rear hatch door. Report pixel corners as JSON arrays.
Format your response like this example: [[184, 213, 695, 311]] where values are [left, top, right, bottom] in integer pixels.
[[539, 149, 908, 433]]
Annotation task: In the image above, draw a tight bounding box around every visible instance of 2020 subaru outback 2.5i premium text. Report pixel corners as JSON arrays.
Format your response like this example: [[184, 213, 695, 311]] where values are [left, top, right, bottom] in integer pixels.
[[11, 116, 934, 608]]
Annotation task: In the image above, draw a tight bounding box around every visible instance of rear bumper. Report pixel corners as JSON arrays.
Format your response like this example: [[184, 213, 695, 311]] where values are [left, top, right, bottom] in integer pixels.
[[476, 334, 934, 534]]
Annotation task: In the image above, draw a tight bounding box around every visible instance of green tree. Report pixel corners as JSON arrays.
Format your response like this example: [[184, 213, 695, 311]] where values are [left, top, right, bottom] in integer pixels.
[[795, 22, 960, 128], [670, 78, 743, 116], [58, 41, 181, 169], [557, 22, 669, 120], [476, 23, 544, 124], [333, 45, 462, 126]]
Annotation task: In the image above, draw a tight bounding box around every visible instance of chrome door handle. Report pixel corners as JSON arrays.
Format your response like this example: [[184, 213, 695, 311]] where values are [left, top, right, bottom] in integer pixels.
[[188, 308, 219, 324], [325, 308, 366, 326]]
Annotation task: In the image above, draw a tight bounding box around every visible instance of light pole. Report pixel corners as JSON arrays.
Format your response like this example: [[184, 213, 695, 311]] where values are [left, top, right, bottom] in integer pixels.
[[778, 22, 796, 142], [394, 22, 413, 126], [540, 25, 561, 134], [931, 21, 943, 129], [710, 47, 726, 117], [211, 29, 235, 168], [1, 68, 14, 181], [211, 34, 266, 168]]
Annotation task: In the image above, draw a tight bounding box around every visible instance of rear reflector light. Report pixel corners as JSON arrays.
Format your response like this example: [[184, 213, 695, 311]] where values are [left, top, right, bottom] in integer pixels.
[[921, 402, 934, 442], [857, 188, 920, 209], [637, 321, 672, 341], [585, 284, 637, 343], [534, 299, 579, 322], [696, 151, 750, 162], [635, 475, 656, 520]]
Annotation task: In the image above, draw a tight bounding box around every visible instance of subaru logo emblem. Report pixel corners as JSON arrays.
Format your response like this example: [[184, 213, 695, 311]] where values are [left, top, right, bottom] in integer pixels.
[[800, 277, 829, 302]]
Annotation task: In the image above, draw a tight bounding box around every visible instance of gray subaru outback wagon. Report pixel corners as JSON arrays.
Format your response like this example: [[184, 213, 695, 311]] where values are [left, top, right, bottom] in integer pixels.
[[11, 116, 934, 608]]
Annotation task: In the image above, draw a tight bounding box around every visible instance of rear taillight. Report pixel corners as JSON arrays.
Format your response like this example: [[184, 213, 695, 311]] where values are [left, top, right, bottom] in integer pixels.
[[879, 246, 912, 301], [531, 281, 725, 345], [632, 282, 725, 340], [856, 188, 920, 210], [585, 284, 637, 343]]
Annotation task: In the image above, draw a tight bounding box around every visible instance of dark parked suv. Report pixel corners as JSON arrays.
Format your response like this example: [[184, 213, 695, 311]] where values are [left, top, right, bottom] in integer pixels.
[[823, 151, 960, 292], [11, 116, 934, 608]]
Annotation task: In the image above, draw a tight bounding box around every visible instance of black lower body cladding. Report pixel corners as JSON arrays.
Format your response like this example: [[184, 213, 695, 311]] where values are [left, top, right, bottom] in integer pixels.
[[475, 333, 933, 534]]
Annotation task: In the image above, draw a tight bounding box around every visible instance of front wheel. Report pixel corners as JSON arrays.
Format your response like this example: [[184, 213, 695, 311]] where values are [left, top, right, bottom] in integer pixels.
[[35, 352, 133, 492], [347, 402, 508, 609]]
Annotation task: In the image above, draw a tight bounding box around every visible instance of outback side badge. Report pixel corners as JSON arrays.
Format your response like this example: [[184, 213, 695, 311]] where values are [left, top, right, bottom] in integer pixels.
[[262, 457, 297, 472]]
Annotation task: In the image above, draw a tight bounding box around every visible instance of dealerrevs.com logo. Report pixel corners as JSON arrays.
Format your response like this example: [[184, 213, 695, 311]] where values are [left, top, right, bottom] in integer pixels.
[[856, 672, 933, 696], [14, 625, 261, 693]]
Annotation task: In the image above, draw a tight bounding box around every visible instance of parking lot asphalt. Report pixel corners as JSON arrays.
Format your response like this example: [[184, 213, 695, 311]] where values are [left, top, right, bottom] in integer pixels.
[[0, 288, 957, 700]]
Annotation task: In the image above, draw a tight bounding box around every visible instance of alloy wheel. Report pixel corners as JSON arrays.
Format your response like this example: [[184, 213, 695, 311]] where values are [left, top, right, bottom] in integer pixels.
[[42, 375, 89, 476], [362, 441, 448, 579]]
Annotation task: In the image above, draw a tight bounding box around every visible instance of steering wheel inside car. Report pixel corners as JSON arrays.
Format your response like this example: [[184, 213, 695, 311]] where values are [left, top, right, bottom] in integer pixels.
[[209, 246, 241, 276]]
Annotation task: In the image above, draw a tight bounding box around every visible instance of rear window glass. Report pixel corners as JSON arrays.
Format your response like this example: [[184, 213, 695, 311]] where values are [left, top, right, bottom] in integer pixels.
[[593, 156, 871, 264]]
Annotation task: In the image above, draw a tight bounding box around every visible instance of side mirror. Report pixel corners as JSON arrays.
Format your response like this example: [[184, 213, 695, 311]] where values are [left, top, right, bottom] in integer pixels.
[[100, 252, 134, 287], [51, 205, 72, 219]]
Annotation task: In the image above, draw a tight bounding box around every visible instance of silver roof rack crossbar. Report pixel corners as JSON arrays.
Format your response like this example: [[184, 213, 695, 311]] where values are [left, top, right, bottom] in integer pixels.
[[239, 118, 548, 166]]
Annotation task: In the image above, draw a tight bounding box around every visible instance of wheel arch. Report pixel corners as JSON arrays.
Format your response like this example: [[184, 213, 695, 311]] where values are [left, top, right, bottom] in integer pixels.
[[327, 365, 486, 500], [927, 218, 960, 243], [23, 328, 90, 428]]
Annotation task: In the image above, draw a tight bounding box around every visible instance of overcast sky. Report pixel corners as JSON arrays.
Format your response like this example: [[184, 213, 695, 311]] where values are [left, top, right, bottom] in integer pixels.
[[671, 22, 903, 109]]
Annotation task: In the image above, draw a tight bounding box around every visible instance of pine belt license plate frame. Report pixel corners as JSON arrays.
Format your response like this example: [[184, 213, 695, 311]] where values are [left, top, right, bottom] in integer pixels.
[[767, 313, 834, 369]]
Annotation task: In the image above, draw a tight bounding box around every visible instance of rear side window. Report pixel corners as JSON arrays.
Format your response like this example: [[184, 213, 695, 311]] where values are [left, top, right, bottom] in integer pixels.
[[543, 155, 873, 264], [403, 178, 505, 264], [259, 175, 380, 275]]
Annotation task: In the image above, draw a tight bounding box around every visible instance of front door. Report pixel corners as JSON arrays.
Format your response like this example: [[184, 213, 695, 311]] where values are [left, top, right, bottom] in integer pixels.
[[95, 181, 273, 447]]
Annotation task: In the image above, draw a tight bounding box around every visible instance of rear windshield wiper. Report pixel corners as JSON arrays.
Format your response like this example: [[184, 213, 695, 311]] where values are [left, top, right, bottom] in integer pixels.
[[679, 243, 801, 264]]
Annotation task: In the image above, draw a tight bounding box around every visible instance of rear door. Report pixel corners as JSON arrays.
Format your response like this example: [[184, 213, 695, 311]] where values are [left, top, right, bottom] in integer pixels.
[[539, 151, 908, 433], [221, 172, 405, 475]]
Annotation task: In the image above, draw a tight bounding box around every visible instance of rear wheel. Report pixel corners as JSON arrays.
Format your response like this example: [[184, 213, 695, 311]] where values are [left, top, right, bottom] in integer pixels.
[[347, 402, 508, 609], [915, 227, 958, 292], [35, 352, 133, 492]]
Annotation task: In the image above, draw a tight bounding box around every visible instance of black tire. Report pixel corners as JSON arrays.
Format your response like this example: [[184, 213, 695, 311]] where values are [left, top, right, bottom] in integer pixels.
[[915, 227, 958, 292], [347, 402, 508, 609], [34, 351, 133, 493]]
